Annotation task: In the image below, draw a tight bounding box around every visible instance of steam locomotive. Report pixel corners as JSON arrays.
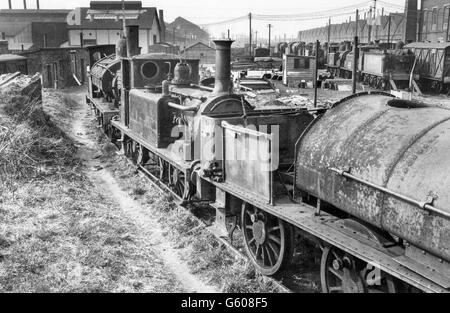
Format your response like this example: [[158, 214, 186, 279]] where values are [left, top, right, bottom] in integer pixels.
[[88, 25, 450, 293], [325, 41, 416, 90]]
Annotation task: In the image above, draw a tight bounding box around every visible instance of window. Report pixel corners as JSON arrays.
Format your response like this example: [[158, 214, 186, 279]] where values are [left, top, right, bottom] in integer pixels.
[[153, 35, 157, 44], [432, 8, 438, 31], [141, 61, 159, 79], [422, 10, 428, 33], [444, 6, 450, 30], [294, 58, 310, 69]]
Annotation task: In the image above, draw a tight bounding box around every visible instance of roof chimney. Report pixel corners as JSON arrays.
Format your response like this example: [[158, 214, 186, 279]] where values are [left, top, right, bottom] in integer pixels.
[[404, 0, 418, 42], [23, 0, 27, 9], [36, 0, 40, 9], [212, 40, 234, 95], [159, 10, 166, 42], [8, 0, 12, 9]]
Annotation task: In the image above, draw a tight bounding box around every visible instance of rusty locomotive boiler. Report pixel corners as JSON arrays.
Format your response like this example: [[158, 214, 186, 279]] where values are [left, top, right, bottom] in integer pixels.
[[88, 23, 450, 293]]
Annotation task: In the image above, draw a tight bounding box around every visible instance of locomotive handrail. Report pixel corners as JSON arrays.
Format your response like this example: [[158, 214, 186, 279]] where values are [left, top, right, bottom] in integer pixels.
[[167, 101, 200, 112], [221, 121, 273, 140], [330, 167, 450, 220]]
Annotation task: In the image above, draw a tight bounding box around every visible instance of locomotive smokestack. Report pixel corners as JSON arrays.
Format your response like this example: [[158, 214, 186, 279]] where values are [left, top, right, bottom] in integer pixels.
[[126, 25, 140, 57], [213, 39, 234, 95]]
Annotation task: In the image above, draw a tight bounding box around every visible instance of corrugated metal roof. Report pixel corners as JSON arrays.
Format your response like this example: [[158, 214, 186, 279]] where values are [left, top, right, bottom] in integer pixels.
[[405, 42, 450, 50], [0, 54, 27, 62]]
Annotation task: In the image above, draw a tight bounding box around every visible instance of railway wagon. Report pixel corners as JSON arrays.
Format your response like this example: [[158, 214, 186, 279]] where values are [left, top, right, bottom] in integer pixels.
[[404, 42, 450, 93], [0, 54, 28, 75], [360, 49, 415, 90], [92, 24, 450, 293]]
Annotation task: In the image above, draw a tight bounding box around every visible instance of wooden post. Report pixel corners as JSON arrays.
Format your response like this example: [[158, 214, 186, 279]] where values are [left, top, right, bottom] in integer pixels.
[[387, 14, 391, 44], [249, 13, 252, 56], [314, 40, 320, 107], [352, 36, 359, 94]]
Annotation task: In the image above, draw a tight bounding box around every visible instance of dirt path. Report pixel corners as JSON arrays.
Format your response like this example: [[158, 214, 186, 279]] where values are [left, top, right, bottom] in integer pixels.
[[57, 88, 217, 293]]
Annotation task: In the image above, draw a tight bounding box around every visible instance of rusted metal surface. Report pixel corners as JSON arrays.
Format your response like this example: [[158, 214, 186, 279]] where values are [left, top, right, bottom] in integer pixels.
[[295, 92, 450, 265], [90, 54, 121, 99]]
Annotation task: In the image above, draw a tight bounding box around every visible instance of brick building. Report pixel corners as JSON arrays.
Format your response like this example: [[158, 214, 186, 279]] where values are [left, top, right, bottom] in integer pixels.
[[419, 0, 450, 42], [21, 45, 115, 89], [182, 42, 215, 65], [66, 1, 164, 54]]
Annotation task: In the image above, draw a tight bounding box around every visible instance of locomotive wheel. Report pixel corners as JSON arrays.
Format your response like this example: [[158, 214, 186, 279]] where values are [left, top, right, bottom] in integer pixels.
[[136, 145, 150, 166], [124, 138, 132, 158], [320, 246, 398, 293], [158, 157, 167, 181], [171, 169, 186, 199], [241, 203, 294, 276]]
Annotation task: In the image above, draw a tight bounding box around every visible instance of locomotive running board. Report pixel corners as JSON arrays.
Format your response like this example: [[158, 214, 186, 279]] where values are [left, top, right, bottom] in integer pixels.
[[208, 179, 448, 293]]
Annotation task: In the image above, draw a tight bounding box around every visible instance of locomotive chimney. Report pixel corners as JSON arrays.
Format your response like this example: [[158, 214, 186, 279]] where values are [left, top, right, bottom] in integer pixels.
[[126, 25, 140, 57], [213, 39, 234, 95]]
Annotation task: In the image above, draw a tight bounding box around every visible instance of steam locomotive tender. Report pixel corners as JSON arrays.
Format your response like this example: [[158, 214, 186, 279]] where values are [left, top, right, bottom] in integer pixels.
[[90, 26, 450, 293]]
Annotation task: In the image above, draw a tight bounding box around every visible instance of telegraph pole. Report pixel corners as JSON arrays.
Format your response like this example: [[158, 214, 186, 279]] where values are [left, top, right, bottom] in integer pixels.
[[352, 36, 359, 94], [268, 24, 272, 56], [327, 18, 331, 56], [255, 30, 258, 47], [249, 13, 252, 56]]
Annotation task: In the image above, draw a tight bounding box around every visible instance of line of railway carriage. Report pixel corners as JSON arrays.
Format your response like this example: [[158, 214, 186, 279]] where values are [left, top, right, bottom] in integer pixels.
[[87, 25, 450, 293]]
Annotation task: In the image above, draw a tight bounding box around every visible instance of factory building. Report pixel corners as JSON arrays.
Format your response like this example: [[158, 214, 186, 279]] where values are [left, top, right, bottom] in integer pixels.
[[0, 3, 70, 52], [165, 17, 210, 49], [296, 0, 450, 45], [66, 1, 164, 54]]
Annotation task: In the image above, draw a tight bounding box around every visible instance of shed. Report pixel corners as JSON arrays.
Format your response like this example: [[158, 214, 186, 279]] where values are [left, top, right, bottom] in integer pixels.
[[282, 54, 316, 87], [182, 42, 215, 65]]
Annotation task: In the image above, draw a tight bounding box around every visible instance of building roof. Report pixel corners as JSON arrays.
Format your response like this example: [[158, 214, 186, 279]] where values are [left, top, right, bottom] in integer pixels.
[[183, 42, 213, 52], [132, 53, 198, 60], [405, 42, 450, 50], [0, 54, 27, 62], [67, 6, 160, 30], [167, 17, 208, 36]]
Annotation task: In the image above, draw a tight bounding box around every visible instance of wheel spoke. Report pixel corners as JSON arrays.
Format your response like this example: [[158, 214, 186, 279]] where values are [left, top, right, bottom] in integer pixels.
[[256, 245, 261, 261], [267, 241, 280, 260], [265, 245, 275, 266], [268, 234, 281, 246], [328, 266, 343, 280], [248, 237, 255, 246], [267, 225, 280, 233]]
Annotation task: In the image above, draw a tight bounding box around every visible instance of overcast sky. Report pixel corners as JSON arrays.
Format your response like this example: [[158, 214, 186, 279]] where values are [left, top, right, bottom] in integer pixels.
[[1, 0, 406, 38]]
